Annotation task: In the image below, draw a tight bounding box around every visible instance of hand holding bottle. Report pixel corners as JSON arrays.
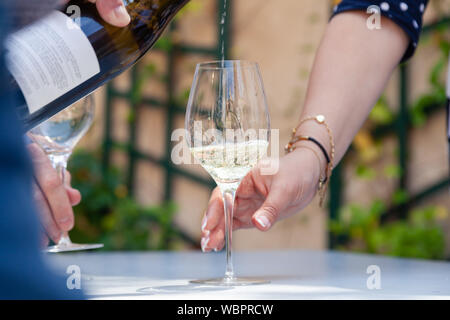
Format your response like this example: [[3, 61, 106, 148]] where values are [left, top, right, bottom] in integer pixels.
[[11, 0, 188, 130], [86, 0, 131, 27], [25, 0, 129, 247]]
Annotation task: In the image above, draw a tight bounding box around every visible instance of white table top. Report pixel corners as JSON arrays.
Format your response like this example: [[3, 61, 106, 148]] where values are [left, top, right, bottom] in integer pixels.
[[47, 250, 450, 299]]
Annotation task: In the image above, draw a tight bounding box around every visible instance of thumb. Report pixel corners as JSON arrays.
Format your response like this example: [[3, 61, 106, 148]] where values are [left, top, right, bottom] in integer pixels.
[[63, 171, 81, 206], [251, 186, 289, 231], [90, 0, 131, 27], [66, 186, 81, 206]]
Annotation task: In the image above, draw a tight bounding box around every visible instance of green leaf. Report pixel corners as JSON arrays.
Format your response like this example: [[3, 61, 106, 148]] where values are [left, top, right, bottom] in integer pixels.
[[154, 36, 173, 52], [392, 189, 409, 205], [355, 164, 376, 180], [369, 97, 394, 125], [383, 164, 402, 179]]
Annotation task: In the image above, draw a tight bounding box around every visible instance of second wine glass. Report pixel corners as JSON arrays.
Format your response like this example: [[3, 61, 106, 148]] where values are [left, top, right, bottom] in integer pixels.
[[186, 60, 271, 286], [28, 95, 103, 253]]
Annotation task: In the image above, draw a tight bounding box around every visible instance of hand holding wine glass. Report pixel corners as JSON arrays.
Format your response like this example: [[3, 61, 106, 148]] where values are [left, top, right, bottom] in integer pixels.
[[28, 95, 103, 253], [27, 142, 82, 247], [201, 147, 324, 252], [186, 60, 271, 285]]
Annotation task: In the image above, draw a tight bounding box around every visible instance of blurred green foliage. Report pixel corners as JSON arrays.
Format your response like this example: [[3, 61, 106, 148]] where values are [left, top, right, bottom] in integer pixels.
[[410, 31, 449, 127], [369, 97, 395, 125], [333, 27, 450, 260], [330, 201, 447, 260], [67, 150, 188, 251]]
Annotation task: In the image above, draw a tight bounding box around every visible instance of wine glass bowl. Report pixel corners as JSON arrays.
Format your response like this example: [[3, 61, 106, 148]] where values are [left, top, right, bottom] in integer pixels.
[[29, 99, 94, 154], [186, 60, 270, 285], [28, 95, 103, 253]]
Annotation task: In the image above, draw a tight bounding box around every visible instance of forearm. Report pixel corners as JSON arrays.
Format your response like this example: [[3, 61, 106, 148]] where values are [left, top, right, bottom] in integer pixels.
[[297, 11, 409, 167]]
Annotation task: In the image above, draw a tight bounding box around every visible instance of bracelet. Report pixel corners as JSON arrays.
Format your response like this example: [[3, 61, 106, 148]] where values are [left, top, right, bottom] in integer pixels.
[[286, 135, 328, 184], [291, 143, 329, 191], [285, 135, 330, 165], [284, 114, 335, 207]]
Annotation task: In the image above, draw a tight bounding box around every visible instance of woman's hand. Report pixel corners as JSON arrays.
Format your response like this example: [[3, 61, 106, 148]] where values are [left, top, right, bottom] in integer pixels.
[[27, 143, 81, 247], [200, 146, 323, 252]]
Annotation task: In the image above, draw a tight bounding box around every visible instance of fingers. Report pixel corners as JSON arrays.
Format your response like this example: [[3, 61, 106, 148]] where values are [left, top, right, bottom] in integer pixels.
[[64, 171, 82, 206], [32, 182, 61, 243], [66, 186, 82, 207], [202, 214, 251, 252], [199, 149, 320, 252], [27, 144, 74, 232], [251, 181, 291, 232], [250, 153, 313, 231], [202, 215, 225, 252], [201, 187, 223, 235], [200, 172, 264, 252], [200, 187, 255, 252], [200, 187, 222, 252], [89, 0, 131, 27]]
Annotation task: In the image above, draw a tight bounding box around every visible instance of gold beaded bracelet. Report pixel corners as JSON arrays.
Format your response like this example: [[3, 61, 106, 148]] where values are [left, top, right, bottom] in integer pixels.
[[284, 115, 335, 207]]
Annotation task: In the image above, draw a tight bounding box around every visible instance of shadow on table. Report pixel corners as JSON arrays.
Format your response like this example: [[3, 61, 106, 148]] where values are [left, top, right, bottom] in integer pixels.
[[136, 275, 303, 294], [137, 283, 234, 294], [85, 284, 233, 299], [85, 275, 305, 299]]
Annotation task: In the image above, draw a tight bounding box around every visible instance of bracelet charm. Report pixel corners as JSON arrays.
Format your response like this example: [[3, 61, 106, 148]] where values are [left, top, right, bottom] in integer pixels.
[[285, 114, 335, 207]]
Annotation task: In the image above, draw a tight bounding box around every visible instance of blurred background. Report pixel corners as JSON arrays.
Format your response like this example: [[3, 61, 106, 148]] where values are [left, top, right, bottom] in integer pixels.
[[69, 0, 450, 260]]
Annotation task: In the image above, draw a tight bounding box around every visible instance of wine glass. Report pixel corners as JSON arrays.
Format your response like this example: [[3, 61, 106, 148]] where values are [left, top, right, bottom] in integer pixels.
[[186, 60, 270, 285], [28, 95, 103, 253]]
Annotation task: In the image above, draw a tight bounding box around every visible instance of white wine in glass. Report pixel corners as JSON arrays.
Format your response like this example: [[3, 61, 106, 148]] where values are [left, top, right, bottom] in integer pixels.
[[28, 95, 103, 253], [186, 60, 271, 286], [190, 140, 269, 189]]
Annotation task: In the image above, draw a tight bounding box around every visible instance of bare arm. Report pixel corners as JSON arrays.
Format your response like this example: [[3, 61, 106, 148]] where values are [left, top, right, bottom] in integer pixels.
[[298, 11, 409, 167], [201, 11, 412, 250]]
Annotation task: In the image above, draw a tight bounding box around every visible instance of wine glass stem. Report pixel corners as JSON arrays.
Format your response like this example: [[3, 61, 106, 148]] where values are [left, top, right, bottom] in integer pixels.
[[48, 153, 71, 245], [221, 188, 237, 280], [48, 154, 70, 184]]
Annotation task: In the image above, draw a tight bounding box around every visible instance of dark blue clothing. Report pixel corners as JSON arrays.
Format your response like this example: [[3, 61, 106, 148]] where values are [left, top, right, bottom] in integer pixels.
[[0, 2, 83, 299], [332, 0, 428, 61]]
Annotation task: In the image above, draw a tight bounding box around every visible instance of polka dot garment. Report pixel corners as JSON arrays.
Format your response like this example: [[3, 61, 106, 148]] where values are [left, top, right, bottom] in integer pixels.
[[332, 0, 428, 62]]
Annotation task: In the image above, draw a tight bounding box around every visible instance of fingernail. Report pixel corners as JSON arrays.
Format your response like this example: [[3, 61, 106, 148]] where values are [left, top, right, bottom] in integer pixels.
[[59, 217, 70, 224], [201, 216, 208, 232], [59, 217, 73, 229], [255, 215, 271, 229], [113, 5, 131, 25], [201, 237, 210, 252]]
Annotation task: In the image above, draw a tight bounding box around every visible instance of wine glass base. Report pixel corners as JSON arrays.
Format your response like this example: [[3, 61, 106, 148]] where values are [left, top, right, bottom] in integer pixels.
[[190, 277, 270, 286], [45, 243, 104, 253]]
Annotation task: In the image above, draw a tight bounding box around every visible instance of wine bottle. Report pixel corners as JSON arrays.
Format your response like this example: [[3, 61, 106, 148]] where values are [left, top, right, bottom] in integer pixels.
[[5, 0, 189, 131]]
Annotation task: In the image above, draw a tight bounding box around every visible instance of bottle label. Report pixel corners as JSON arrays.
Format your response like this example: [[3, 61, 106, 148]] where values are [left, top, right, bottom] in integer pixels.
[[5, 11, 100, 114]]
